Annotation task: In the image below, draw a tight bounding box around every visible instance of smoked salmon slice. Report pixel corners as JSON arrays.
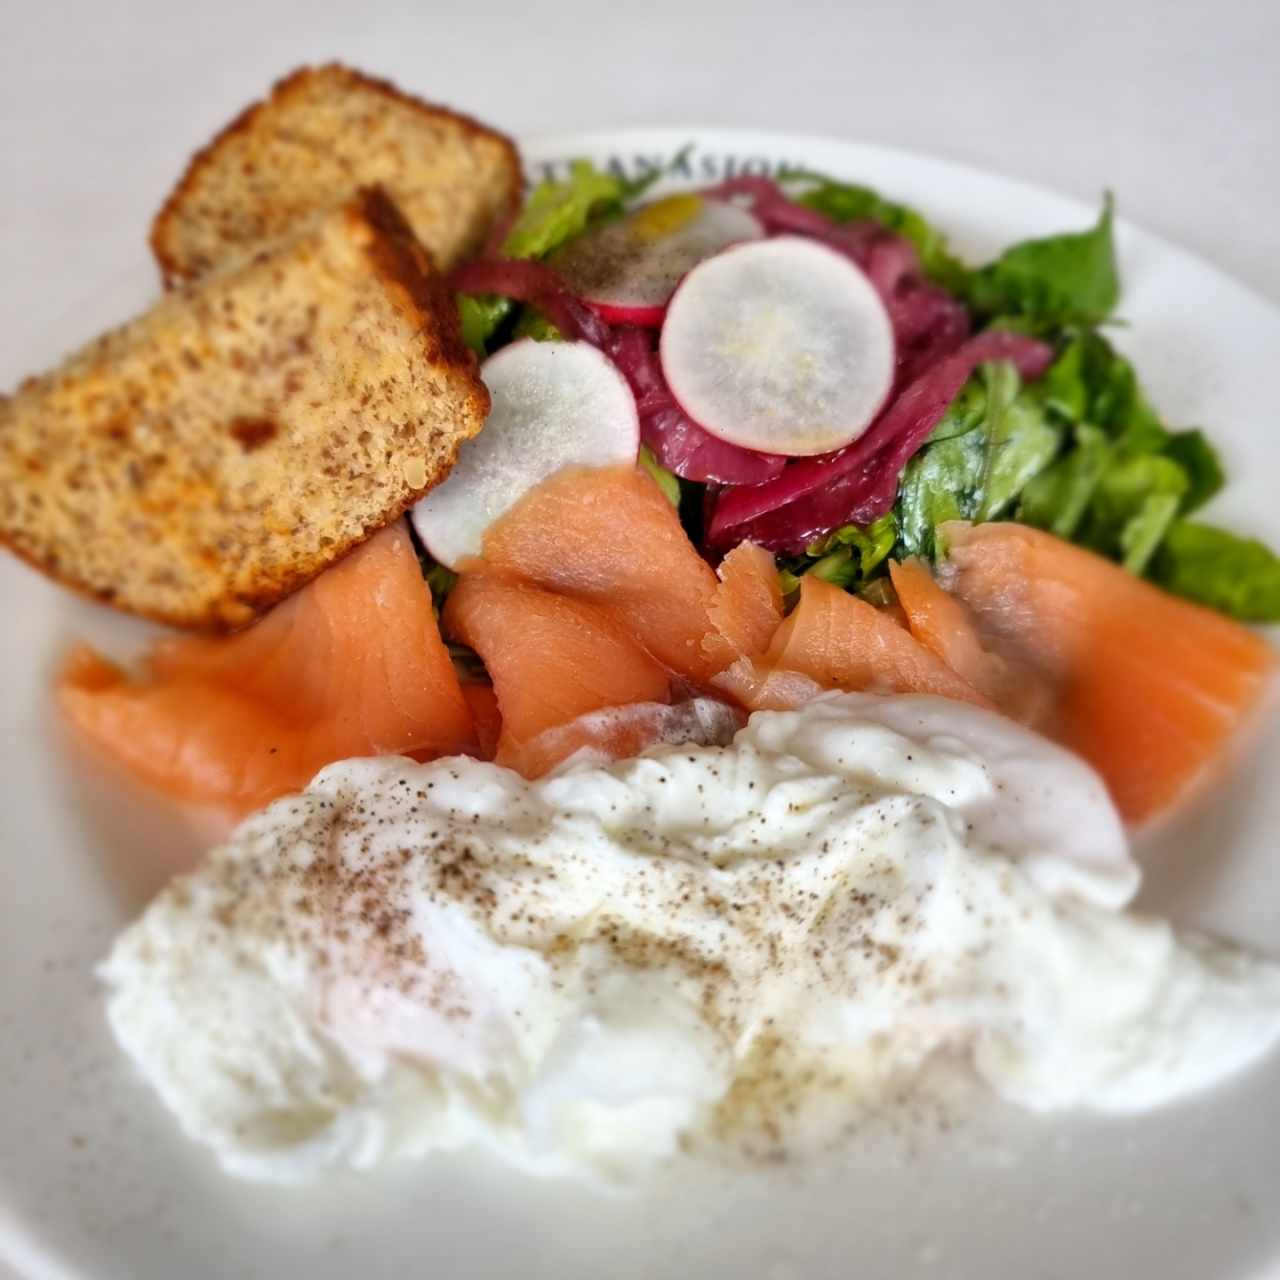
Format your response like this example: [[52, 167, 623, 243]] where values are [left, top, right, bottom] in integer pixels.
[[889, 556, 1049, 723], [443, 569, 673, 777], [889, 557, 993, 689], [478, 465, 720, 684], [459, 682, 503, 762], [940, 521, 1276, 824], [714, 572, 992, 712], [58, 523, 476, 816], [702, 542, 785, 672], [513, 699, 747, 779]]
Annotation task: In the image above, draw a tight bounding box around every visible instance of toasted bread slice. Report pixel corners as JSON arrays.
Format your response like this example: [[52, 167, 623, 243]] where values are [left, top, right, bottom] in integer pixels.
[[0, 188, 489, 630], [151, 63, 521, 286]]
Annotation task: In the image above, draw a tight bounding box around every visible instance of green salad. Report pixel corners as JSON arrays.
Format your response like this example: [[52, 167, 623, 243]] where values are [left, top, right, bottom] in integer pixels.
[[448, 158, 1280, 623]]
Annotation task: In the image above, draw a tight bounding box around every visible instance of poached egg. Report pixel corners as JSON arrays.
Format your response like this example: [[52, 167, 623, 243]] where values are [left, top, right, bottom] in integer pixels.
[[101, 693, 1280, 1183]]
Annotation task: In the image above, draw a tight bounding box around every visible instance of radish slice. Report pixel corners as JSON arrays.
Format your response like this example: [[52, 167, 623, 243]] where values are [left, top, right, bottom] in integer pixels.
[[659, 236, 896, 457], [551, 194, 764, 327], [411, 340, 639, 568]]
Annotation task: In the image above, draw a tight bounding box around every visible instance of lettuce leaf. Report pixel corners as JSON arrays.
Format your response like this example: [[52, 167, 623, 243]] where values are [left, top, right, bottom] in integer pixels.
[[777, 566, 804, 597], [502, 160, 624, 260], [896, 363, 1058, 558], [835, 514, 899, 577], [1039, 335, 1094, 422], [1039, 331, 1167, 452], [966, 195, 1119, 328], [1016, 331, 1234, 576], [458, 161, 625, 355], [1016, 335, 1234, 575], [639, 444, 681, 507], [458, 294, 512, 356], [1151, 521, 1280, 622], [782, 515, 897, 592], [1163, 429, 1225, 514], [1018, 423, 1113, 538], [1118, 493, 1182, 575], [896, 430, 979, 560], [790, 177, 969, 294], [806, 551, 860, 589], [1086, 453, 1189, 570], [1090, 353, 1167, 454], [924, 376, 988, 443], [857, 577, 900, 610], [975, 362, 1062, 520], [424, 561, 459, 606], [511, 308, 563, 343]]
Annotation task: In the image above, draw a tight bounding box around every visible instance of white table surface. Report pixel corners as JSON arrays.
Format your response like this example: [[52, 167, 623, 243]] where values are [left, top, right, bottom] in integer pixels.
[[3, 0, 1280, 390], [1, 1, 1277, 1275]]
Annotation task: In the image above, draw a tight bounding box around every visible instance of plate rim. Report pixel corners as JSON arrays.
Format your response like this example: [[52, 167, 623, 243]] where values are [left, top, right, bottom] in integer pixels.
[[523, 125, 1280, 321], [5, 123, 1280, 1280]]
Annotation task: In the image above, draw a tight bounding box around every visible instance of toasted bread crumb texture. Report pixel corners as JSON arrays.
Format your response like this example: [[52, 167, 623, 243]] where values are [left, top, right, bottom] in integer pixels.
[[152, 63, 521, 284], [0, 191, 488, 629]]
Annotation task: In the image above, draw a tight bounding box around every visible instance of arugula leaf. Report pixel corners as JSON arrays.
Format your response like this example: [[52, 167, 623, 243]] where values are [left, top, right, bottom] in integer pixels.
[[789, 176, 969, 294], [1163, 429, 1225, 514], [966, 195, 1119, 328], [638, 444, 681, 507], [1151, 521, 1280, 622], [1018, 423, 1113, 538], [501, 160, 624, 260]]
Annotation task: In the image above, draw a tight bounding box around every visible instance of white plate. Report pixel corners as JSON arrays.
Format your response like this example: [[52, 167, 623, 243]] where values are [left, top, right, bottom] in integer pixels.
[[3, 129, 1279, 1280]]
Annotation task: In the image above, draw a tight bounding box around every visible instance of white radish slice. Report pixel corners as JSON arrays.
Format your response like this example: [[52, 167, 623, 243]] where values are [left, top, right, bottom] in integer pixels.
[[411, 340, 639, 569], [659, 235, 895, 456], [551, 194, 764, 327]]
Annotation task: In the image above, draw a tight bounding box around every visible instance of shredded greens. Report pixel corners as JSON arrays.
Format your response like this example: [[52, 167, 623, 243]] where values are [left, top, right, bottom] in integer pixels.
[[779, 515, 898, 596], [639, 445, 681, 507]]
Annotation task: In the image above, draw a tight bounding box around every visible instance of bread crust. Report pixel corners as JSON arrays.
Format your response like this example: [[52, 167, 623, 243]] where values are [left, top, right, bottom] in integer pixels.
[[1, 188, 489, 631], [150, 63, 522, 287]]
